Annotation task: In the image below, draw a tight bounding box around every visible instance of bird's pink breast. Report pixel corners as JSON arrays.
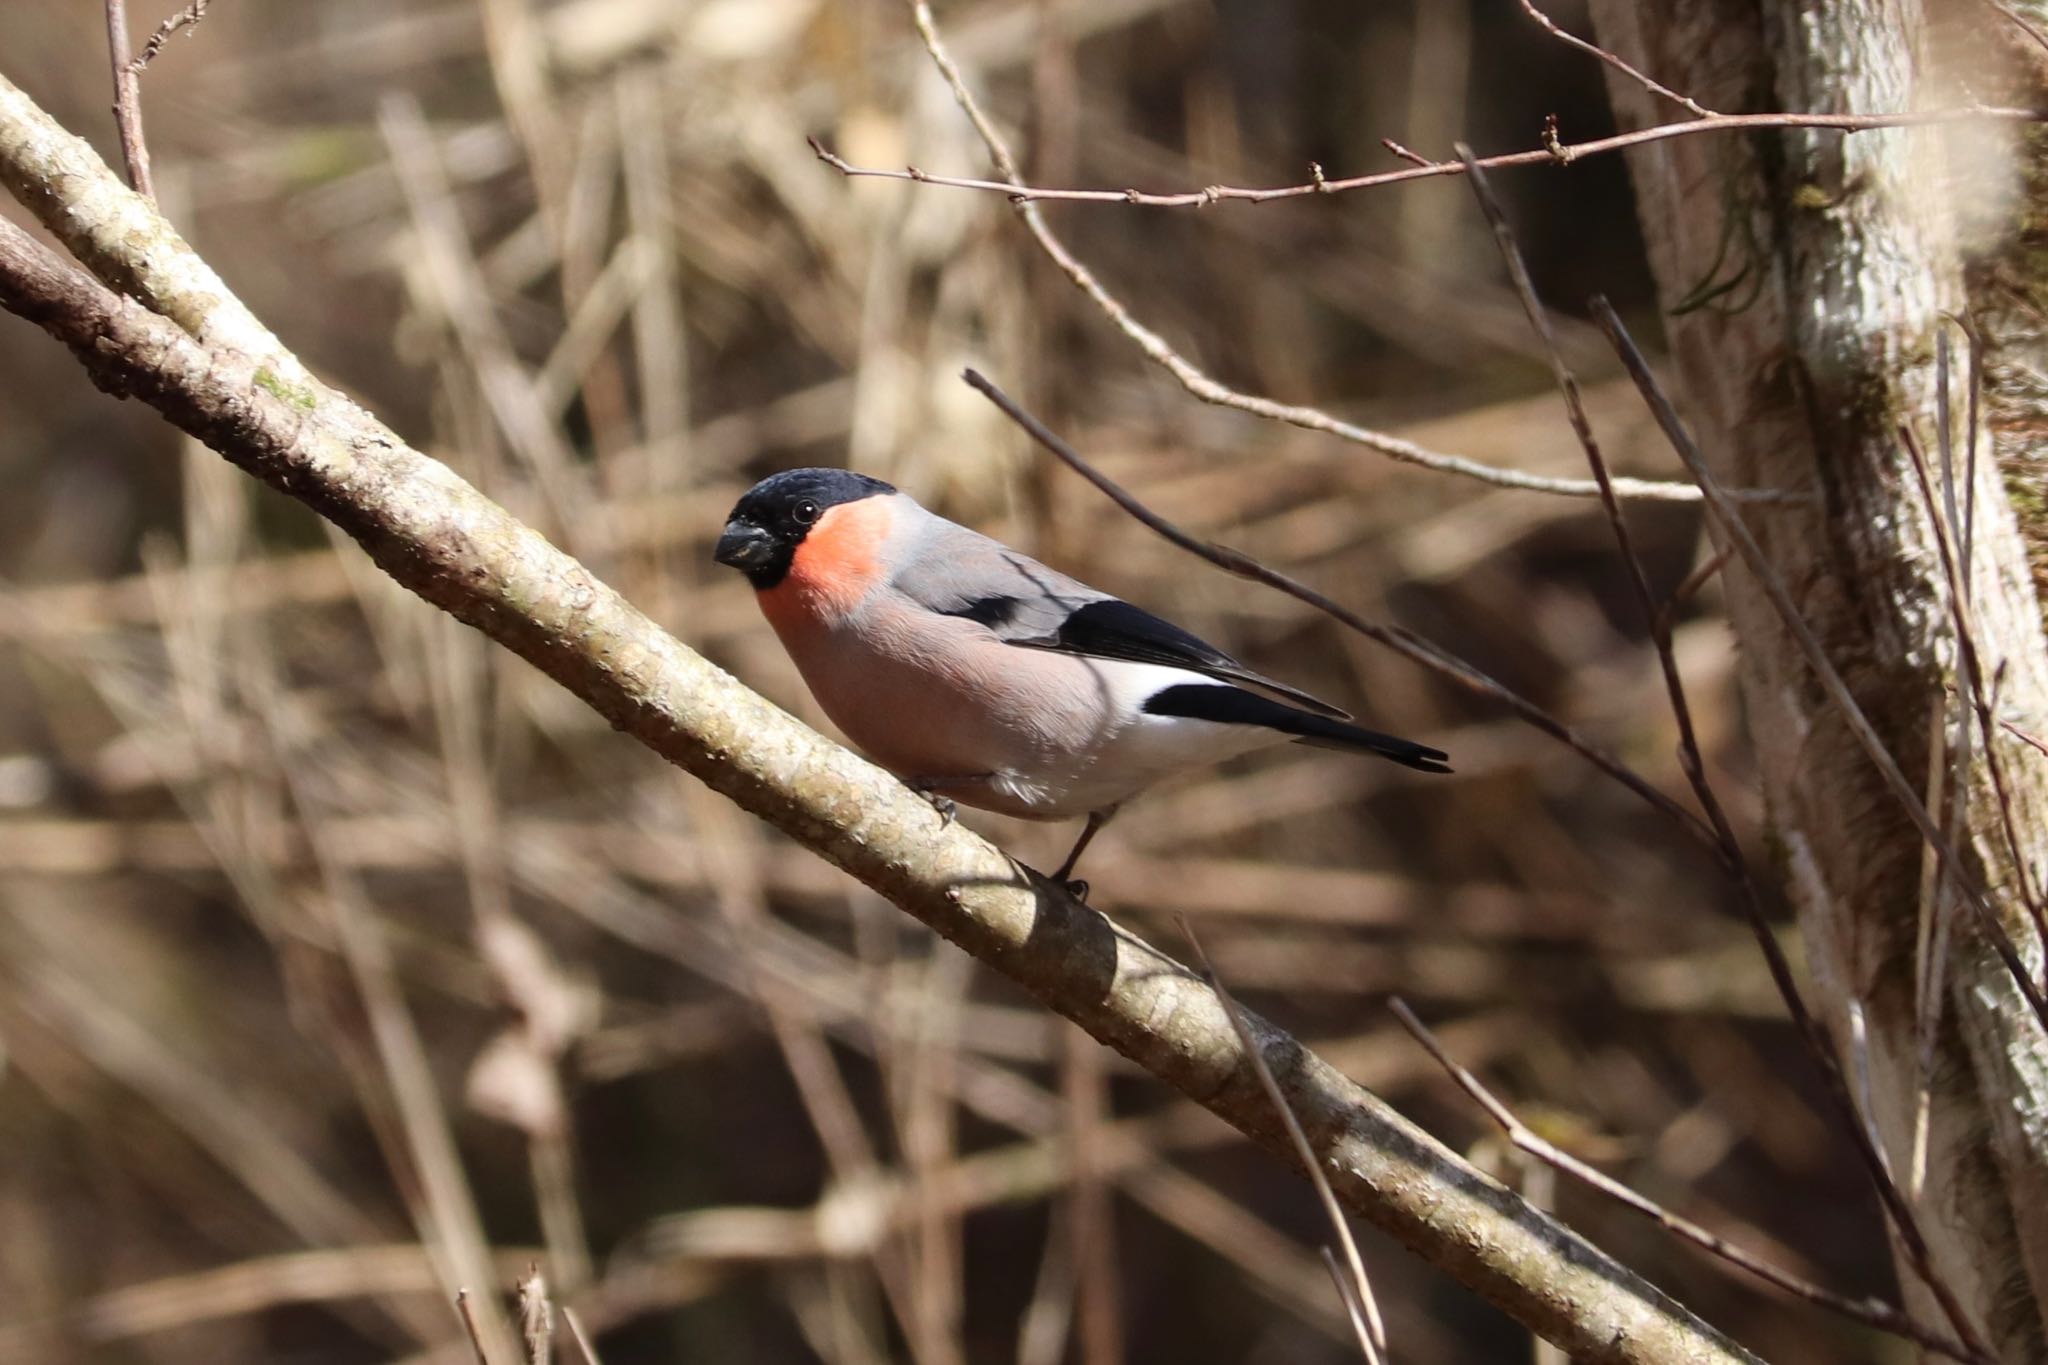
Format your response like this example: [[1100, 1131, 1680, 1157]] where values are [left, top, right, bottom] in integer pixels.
[[766, 602, 1100, 818]]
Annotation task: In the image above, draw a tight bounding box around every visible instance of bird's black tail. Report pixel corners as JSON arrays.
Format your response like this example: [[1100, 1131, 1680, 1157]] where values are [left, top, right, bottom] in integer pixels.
[[1143, 683, 1451, 773]]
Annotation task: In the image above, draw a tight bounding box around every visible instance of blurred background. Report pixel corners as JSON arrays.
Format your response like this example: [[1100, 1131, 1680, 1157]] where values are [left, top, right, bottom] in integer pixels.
[[0, 1, 1888, 1361]]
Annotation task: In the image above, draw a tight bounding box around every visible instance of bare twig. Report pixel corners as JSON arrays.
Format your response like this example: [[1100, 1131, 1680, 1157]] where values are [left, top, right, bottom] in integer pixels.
[[102, 0, 154, 199], [1939, 321, 2038, 954], [1658, 548, 1730, 634], [425, 620, 594, 1295], [1061, 1025, 1122, 1365], [1462, 148, 1991, 1360], [1911, 327, 1982, 1195], [961, 365, 1716, 846], [379, 92, 602, 560], [1911, 678, 1958, 1200], [1318, 1247, 1381, 1361], [456, 1289, 494, 1365], [1181, 919, 1386, 1364], [130, 0, 212, 71], [811, 105, 2042, 209], [2005, 718, 2048, 759], [1983, 0, 2048, 55], [1516, 0, 1717, 117], [1899, 425, 2048, 954], [1958, 319, 1982, 578], [1388, 1000, 1989, 1365], [277, 778, 523, 1364], [562, 1307, 604, 1365], [888, 1, 1707, 503], [1379, 138, 1439, 169]]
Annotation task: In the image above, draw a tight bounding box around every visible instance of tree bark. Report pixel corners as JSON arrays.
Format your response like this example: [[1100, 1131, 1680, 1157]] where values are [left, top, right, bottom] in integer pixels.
[[1588, 1, 2048, 1357]]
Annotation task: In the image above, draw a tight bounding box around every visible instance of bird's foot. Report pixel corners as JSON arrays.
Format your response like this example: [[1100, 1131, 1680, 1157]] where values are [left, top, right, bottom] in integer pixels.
[[905, 779, 958, 827]]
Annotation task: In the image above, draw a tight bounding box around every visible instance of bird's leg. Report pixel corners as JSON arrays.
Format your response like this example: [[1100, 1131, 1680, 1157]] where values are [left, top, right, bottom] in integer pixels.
[[1051, 806, 1118, 901], [904, 774, 993, 828], [905, 779, 956, 826]]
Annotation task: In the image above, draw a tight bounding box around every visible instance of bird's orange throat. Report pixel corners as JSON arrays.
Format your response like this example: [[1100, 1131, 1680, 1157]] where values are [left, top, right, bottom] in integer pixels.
[[757, 497, 893, 627]]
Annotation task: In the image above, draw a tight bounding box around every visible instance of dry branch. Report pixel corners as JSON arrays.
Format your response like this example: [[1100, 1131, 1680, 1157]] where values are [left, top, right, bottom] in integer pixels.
[[885, 0, 1705, 504], [131, 0, 212, 71], [1390, 999, 1985, 1363], [0, 70, 1756, 1365], [811, 105, 2045, 208], [101, 0, 153, 198]]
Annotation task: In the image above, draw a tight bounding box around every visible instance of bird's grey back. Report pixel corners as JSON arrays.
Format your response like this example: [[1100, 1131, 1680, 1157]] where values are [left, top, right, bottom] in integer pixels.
[[885, 501, 1109, 644]]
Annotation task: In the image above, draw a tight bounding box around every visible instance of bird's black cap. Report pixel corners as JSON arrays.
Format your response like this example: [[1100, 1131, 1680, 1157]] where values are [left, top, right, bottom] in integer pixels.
[[715, 468, 896, 588]]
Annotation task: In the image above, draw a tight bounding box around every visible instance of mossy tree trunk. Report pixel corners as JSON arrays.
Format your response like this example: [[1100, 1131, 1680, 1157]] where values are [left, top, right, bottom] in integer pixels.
[[1587, 1, 2048, 1357]]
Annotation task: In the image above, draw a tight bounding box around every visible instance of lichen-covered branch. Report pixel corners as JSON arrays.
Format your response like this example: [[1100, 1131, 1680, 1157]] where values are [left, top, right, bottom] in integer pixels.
[[0, 71, 1753, 1364]]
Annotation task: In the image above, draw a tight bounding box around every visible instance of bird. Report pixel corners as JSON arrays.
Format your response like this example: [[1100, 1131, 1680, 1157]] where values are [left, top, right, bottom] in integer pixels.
[[713, 467, 1450, 894]]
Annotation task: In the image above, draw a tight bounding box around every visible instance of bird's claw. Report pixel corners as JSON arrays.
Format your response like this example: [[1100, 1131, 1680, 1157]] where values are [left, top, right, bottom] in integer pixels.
[[907, 781, 957, 827]]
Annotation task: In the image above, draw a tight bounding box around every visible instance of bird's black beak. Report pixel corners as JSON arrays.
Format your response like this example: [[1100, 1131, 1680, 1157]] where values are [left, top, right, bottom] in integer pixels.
[[714, 520, 776, 570]]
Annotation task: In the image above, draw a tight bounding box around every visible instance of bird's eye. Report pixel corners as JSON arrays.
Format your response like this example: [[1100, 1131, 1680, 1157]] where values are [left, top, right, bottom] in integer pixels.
[[792, 499, 821, 526]]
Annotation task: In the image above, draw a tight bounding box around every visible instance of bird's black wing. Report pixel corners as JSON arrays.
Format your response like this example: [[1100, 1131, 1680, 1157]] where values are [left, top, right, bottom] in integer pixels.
[[1143, 683, 1450, 772], [1021, 599, 1351, 715], [995, 595, 1352, 721], [896, 532, 1352, 719]]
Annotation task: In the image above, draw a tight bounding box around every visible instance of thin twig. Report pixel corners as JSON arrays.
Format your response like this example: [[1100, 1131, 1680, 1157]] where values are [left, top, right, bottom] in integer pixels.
[[1657, 548, 1730, 637], [1387, 1000, 1989, 1365], [1380, 138, 1439, 169], [1062, 1024, 1123, 1365], [563, 1306, 605, 1365], [2005, 719, 2048, 759], [888, 0, 1707, 503], [1319, 1246, 1382, 1363], [1516, 0, 1716, 117], [811, 105, 2042, 208], [456, 1290, 494, 1365], [1937, 330, 1959, 556], [1843, 1001, 1893, 1183], [1983, 0, 2048, 55], [961, 366, 1716, 846], [248, 650, 522, 1365], [1181, 919, 1386, 1364], [1911, 679, 1955, 1201], [130, 0, 212, 72], [102, 0, 154, 199], [1911, 327, 1979, 1195], [1940, 322, 2037, 950], [1899, 426, 2048, 954], [1958, 317, 1982, 577], [1461, 147, 1990, 1360]]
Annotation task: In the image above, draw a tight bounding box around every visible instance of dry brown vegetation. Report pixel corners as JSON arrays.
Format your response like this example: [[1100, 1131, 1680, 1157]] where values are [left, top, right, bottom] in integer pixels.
[[0, 1, 1955, 1361]]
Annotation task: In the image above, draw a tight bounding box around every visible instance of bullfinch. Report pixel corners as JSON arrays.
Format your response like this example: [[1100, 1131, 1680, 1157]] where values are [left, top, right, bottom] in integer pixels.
[[714, 468, 1449, 891]]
